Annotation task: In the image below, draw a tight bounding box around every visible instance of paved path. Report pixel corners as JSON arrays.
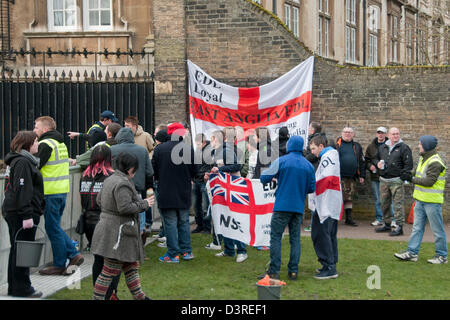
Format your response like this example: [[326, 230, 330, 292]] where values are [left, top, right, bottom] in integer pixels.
[[1, 217, 448, 300]]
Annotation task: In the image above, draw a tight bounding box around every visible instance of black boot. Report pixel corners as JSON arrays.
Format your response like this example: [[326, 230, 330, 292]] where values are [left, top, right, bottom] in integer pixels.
[[375, 223, 391, 233], [345, 209, 358, 226], [389, 225, 403, 236]]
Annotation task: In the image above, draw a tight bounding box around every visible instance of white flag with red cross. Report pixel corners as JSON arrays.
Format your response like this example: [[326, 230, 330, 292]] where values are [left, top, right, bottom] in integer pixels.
[[206, 171, 276, 247], [309, 148, 344, 223], [188, 57, 314, 144]]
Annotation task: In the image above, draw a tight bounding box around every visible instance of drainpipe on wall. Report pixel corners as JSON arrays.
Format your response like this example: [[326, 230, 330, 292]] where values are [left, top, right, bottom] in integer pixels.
[[363, 0, 367, 66], [273, 0, 277, 15]]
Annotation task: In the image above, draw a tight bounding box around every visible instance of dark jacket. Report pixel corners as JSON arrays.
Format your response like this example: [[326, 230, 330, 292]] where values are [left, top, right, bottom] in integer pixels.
[[35, 130, 67, 169], [110, 128, 154, 193], [304, 132, 328, 170], [80, 170, 113, 225], [254, 140, 275, 179], [2, 151, 45, 220], [212, 142, 242, 174], [260, 136, 316, 214], [335, 137, 366, 179], [80, 121, 106, 148], [194, 141, 213, 181], [411, 149, 445, 187], [373, 139, 413, 179], [152, 137, 197, 209], [365, 137, 389, 181], [274, 127, 290, 157]]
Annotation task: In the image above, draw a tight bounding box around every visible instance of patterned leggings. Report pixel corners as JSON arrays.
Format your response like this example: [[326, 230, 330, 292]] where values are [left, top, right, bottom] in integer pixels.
[[93, 258, 146, 300]]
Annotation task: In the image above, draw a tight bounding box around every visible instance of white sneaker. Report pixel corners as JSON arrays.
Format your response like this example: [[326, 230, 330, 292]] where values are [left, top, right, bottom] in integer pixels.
[[371, 220, 383, 226], [236, 253, 248, 263], [205, 242, 222, 250], [391, 221, 398, 228], [157, 236, 166, 242], [427, 255, 448, 264], [394, 251, 418, 262], [157, 241, 167, 248]]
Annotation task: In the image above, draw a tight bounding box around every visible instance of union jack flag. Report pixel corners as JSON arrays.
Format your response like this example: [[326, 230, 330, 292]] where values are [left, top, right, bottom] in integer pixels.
[[207, 172, 274, 246]]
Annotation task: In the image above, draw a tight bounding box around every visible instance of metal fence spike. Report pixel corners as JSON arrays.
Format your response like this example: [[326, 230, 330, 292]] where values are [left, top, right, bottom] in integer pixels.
[[105, 71, 110, 80], [98, 70, 103, 80]]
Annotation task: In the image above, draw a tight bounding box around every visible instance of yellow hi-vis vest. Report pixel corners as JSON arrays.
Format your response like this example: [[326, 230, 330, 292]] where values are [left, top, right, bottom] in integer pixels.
[[85, 123, 103, 150], [39, 138, 70, 195], [413, 154, 446, 204]]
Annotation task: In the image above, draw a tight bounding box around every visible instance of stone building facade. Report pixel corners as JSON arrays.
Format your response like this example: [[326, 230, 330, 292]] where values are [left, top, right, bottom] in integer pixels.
[[255, 0, 450, 66]]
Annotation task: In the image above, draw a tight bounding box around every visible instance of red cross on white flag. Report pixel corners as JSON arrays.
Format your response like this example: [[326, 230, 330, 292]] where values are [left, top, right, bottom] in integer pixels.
[[188, 56, 314, 144]]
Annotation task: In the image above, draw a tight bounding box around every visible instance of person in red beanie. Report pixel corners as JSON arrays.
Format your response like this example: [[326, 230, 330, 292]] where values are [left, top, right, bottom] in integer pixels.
[[152, 122, 197, 263]]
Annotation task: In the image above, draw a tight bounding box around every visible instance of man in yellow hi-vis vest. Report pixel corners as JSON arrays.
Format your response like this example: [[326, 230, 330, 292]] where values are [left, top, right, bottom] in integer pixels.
[[67, 110, 118, 149], [395, 135, 448, 264], [33, 116, 85, 275]]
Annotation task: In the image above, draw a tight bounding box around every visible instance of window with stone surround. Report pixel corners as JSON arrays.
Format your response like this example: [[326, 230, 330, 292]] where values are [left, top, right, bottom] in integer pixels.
[[345, 0, 357, 63], [47, 0, 113, 32], [284, 1, 300, 38], [368, 5, 379, 67], [406, 21, 414, 65], [318, 0, 331, 57], [83, 0, 113, 31], [47, 0, 78, 31], [389, 14, 400, 63]]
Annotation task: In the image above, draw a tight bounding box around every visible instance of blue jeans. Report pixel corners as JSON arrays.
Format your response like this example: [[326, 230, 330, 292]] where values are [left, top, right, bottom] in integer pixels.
[[269, 212, 303, 275], [371, 180, 395, 222], [44, 194, 79, 268], [160, 208, 192, 258], [407, 201, 448, 257], [223, 238, 247, 257]]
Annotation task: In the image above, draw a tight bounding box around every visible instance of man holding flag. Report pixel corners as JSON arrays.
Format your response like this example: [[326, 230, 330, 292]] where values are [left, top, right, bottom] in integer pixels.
[[308, 135, 343, 280], [259, 135, 316, 281]]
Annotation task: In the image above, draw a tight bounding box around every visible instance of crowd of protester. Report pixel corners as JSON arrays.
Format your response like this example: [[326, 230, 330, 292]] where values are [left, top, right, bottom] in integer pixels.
[[1, 111, 447, 298]]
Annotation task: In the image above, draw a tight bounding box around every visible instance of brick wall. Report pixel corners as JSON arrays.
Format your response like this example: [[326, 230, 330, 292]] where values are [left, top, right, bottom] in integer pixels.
[[154, 0, 450, 220]]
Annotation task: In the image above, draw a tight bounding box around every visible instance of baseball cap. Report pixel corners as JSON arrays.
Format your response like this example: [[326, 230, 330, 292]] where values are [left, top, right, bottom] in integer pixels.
[[376, 127, 387, 133], [101, 110, 118, 122]]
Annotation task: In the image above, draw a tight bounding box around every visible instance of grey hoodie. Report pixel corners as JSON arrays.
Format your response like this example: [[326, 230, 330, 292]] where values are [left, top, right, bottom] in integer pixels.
[[110, 127, 154, 193]]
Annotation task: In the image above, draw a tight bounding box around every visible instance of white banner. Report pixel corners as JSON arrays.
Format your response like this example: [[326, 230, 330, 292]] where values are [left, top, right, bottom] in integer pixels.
[[188, 57, 314, 146], [206, 171, 276, 247]]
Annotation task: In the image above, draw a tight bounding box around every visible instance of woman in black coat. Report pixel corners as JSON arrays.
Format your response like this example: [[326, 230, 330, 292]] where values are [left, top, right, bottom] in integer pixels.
[[2, 131, 45, 298]]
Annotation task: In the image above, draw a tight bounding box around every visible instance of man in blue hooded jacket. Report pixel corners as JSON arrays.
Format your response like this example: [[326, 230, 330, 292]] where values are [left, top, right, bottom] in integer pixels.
[[259, 135, 316, 280]]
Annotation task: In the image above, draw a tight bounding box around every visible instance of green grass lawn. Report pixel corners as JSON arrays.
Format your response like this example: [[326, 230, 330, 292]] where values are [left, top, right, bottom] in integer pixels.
[[49, 234, 449, 300]]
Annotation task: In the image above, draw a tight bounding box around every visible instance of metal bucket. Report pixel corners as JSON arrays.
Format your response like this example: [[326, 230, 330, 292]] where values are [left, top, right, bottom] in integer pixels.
[[256, 283, 282, 300], [15, 225, 46, 268]]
